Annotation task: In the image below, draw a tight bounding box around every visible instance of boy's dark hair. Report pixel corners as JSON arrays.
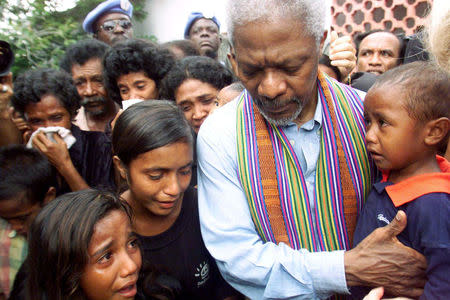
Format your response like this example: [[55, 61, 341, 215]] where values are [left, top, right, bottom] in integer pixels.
[[160, 56, 234, 100], [11, 68, 81, 118], [371, 61, 450, 123], [102, 39, 175, 103], [59, 39, 110, 74], [0, 145, 55, 204]]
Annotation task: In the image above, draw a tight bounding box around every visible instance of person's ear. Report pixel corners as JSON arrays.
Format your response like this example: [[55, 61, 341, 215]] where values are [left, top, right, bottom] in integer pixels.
[[319, 30, 328, 53], [228, 49, 239, 78], [113, 155, 128, 181], [424, 117, 449, 146], [43, 187, 56, 205]]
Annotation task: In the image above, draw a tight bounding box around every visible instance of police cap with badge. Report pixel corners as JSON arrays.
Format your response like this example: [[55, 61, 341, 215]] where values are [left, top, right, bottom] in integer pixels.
[[83, 0, 133, 34]]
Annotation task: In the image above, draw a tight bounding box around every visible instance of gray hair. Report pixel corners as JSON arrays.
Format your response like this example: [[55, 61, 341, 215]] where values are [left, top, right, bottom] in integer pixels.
[[227, 0, 327, 46], [426, 0, 450, 73]]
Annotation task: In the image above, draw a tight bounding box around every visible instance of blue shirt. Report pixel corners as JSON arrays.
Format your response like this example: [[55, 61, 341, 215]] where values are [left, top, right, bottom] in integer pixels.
[[197, 92, 350, 299], [353, 175, 450, 300]]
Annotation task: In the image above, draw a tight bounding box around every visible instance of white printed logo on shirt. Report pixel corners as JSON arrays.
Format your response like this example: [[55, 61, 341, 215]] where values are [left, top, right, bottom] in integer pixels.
[[377, 214, 390, 225], [194, 261, 210, 287]]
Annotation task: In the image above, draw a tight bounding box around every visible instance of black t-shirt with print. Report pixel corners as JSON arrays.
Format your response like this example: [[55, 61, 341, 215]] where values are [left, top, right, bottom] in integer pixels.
[[137, 187, 238, 300]]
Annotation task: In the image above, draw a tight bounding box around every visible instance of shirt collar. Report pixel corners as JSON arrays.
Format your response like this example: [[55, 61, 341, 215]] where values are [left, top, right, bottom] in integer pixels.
[[381, 156, 450, 207]]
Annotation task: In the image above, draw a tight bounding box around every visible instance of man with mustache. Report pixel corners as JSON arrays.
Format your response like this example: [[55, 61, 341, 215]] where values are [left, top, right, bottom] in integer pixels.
[[196, 0, 427, 299], [60, 39, 119, 132]]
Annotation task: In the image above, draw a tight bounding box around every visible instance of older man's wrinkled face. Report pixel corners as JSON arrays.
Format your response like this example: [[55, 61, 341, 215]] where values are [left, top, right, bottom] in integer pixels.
[[71, 58, 109, 117], [230, 18, 322, 126], [94, 13, 133, 45]]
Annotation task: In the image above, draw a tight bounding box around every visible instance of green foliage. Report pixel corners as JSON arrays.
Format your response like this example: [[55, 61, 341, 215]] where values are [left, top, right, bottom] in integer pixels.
[[0, 0, 149, 76]]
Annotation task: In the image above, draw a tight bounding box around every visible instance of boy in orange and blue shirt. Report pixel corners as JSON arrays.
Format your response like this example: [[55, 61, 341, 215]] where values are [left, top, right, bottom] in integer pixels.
[[353, 61, 450, 299]]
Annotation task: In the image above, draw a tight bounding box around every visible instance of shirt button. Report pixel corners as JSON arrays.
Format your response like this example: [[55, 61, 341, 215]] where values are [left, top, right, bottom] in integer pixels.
[[8, 230, 16, 238]]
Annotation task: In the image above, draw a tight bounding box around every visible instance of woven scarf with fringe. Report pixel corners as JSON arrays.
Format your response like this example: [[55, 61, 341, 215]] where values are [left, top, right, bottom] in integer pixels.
[[236, 72, 373, 251]]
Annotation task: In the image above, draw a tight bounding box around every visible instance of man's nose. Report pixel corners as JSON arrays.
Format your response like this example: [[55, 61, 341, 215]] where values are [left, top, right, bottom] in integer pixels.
[[258, 70, 287, 100], [114, 24, 125, 34], [368, 53, 381, 65], [200, 29, 210, 38], [83, 82, 95, 96]]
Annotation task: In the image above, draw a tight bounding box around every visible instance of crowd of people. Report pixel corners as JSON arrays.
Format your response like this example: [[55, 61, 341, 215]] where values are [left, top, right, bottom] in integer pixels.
[[0, 0, 448, 299]]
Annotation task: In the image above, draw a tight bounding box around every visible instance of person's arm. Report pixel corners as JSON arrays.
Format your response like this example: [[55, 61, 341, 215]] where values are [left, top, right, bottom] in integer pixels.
[[32, 132, 89, 191], [197, 104, 347, 299]]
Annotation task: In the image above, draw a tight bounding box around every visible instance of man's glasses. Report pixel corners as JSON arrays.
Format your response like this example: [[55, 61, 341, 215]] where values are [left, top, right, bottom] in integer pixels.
[[100, 20, 132, 32]]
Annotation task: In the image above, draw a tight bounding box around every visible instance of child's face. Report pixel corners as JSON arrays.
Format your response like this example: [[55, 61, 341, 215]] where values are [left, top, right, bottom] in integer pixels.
[[364, 87, 428, 174], [0, 192, 42, 236], [80, 210, 141, 300]]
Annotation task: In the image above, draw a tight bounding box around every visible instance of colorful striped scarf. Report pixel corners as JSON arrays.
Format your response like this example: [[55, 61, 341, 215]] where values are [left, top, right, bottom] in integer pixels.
[[236, 72, 373, 251]]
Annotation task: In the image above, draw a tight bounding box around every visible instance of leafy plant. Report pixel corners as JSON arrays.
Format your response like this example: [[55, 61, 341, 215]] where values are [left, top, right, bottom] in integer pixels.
[[0, 0, 149, 76]]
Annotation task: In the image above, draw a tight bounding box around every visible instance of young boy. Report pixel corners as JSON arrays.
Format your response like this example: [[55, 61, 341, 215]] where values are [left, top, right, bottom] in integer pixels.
[[352, 61, 450, 299], [0, 145, 56, 298]]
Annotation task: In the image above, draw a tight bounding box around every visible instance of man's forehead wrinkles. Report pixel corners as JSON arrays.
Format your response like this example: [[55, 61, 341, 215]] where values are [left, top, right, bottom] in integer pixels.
[[236, 47, 304, 67]]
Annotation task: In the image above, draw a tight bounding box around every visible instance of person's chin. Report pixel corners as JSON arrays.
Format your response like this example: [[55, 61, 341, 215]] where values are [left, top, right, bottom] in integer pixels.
[[110, 35, 129, 45], [257, 100, 301, 125], [84, 106, 106, 116], [83, 99, 105, 113]]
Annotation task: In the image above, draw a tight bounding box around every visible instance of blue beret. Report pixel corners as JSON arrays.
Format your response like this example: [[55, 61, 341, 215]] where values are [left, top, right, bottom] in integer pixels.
[[184, 12, 221, 39], [83, 0, 133, 34]]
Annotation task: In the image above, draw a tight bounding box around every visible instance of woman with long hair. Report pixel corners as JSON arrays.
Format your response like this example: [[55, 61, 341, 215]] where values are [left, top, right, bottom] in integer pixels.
[[11, 189, 177, 300], [112, 101, 240, 299]]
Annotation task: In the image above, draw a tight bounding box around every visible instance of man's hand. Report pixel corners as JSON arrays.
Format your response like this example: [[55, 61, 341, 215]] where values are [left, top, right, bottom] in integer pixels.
[[31, 132, 71, 169], [345, 211, 427, 298], [32, 131, 89, 191], [363, 287, 412, 300], [329, 31, 356, 79], [9, 107, 31, 135]]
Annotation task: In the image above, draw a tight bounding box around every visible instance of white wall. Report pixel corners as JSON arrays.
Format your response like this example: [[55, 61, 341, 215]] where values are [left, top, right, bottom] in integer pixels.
[[134, 0, 332, 43], [135, 0, 229, 43]]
